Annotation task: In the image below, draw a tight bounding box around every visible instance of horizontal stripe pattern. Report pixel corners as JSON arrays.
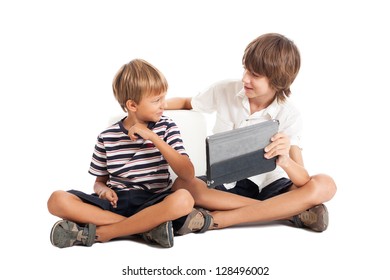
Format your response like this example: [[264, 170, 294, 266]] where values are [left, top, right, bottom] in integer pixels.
[[89, 116, 188, 192]]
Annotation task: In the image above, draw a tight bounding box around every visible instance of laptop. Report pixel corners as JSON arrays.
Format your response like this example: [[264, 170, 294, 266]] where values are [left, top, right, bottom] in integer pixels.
[[205, 119, 279, 187]]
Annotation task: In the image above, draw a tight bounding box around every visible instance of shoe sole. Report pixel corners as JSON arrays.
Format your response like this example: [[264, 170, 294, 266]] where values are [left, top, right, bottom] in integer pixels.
[[50, 220, 72, 248], [50, 220, 96, 248], [312, 204, 329, 232], [176, 209, 204, 235], [142, 221, 174, 248], [299, 204, 329, 232], [156, 221, 174, 248], [164, 221, 174, 248], [176, 208, 213, 235]]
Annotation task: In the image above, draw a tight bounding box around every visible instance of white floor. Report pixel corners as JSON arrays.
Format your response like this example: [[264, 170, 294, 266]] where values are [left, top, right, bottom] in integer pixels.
[[6, 172, 388, 280]]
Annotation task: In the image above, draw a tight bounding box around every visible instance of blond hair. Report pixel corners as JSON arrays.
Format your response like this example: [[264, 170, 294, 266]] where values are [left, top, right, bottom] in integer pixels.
[[112, 59, 168, 112]]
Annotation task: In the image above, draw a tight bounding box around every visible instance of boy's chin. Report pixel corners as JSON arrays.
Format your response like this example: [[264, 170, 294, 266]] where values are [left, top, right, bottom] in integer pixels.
[[149, 115, 162, 123]]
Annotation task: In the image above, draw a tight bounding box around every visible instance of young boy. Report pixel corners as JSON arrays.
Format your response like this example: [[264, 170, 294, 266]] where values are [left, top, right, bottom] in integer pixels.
[[167, 33, 337, 232], [47, 59, 210, 249]]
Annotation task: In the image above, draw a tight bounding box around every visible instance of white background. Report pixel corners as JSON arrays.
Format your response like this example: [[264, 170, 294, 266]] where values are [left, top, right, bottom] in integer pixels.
[[1, 0, 389, 279]]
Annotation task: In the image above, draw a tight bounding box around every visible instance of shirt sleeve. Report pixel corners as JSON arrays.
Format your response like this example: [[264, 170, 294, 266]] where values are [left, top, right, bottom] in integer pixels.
[[88, 134, 109, 176], [280, 110, 303, 149], [191, 83, 218, 113], [164, 119, 189, 157]]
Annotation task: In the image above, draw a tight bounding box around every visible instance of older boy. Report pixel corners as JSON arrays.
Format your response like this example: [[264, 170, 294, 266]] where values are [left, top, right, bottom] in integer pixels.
[[167, 33, 337, 232]]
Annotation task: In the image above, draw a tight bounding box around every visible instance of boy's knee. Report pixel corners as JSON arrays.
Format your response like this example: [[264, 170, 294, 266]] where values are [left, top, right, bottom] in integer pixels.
[[47, 190, 69, 215], [176, 189, 195, 209], [168, 189, 194, 215], [310, 174, 337, 204], [172, 177, 197, 191]]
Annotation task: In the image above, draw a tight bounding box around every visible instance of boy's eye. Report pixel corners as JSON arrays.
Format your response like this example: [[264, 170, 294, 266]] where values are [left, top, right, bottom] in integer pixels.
[[243, 67, 260, 77]]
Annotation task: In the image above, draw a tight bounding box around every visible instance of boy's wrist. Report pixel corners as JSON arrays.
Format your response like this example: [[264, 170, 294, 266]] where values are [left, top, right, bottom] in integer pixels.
[[148, 132, 161, 143], [277, 155, 291, 168]]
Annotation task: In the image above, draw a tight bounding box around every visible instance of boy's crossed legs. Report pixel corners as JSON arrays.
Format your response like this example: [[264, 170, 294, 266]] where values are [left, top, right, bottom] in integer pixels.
[[48, 173, 336, 249], [48, 188, 202, 248], [173, 174, 336, 232]]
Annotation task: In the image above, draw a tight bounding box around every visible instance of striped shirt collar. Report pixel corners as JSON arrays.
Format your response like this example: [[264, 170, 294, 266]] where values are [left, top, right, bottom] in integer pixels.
[[118, 117, 157, 137]]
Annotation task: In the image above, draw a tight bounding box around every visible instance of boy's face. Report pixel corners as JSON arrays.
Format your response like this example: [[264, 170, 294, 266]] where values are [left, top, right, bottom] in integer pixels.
[[242, 69, 275, 100], [135, 92, 167, 123]]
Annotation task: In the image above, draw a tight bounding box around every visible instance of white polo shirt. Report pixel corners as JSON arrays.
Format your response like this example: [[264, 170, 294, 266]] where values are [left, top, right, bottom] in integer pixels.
[[191, 79, 303, 191]]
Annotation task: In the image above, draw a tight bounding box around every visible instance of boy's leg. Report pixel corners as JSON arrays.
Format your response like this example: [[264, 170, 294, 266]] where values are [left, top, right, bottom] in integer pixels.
[[211, 174, 336, 229], [172, 177, 259, 210], [94, 189, 194, 242], [48, 190, 127, 248], [257, 178, 330, 232], [49, 189, 194, 248], [173, 174, 335, 232], [48, 190, 126, 225]]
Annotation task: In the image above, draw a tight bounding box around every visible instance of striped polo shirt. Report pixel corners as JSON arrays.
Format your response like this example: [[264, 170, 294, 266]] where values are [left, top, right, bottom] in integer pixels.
[[89, 116, 188, 193]]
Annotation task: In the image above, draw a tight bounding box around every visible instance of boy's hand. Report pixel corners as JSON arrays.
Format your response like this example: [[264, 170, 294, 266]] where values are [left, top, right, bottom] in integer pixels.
[[264, 132, 290, 165], [98, 188, 118, 208], [128, 123, 155, 141]]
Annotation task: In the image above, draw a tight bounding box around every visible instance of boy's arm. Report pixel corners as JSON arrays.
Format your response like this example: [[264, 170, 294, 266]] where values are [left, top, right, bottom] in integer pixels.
[[165, 97, 193, 110], [93, 175, 118, 208], [155, 140, 195, 181], [265, 133, 310, 187], [128, 123, 195, 181], [278, 146, 310, 187], [93, 175, 109, 194]]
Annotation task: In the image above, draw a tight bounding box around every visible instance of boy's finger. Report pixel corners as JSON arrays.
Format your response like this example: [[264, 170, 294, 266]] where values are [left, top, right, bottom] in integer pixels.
[[264, 141, 277, 152]]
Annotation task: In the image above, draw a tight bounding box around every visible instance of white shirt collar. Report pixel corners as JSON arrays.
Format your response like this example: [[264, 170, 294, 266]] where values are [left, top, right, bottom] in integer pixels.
[[236, 88, 280, 119]]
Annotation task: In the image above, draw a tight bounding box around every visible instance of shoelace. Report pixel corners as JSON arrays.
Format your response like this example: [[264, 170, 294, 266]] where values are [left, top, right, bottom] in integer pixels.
[[76, 227, 89, 244]]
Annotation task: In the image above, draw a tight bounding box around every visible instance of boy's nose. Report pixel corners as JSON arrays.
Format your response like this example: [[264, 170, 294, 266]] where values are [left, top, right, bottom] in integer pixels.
[[162, 100, 167, 109], [242, 70, 250, 83]]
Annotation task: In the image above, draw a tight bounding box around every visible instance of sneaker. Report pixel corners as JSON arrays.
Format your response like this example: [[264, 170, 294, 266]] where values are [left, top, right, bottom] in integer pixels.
[[50, 220, 96, 248], [292, 204, 329, 232], [141, 221, 174, 248], [176, 208, 215, 235]]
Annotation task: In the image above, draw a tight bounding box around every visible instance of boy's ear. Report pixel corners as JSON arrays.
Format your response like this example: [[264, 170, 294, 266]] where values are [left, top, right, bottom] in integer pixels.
[[125, 100, 137, 112]]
